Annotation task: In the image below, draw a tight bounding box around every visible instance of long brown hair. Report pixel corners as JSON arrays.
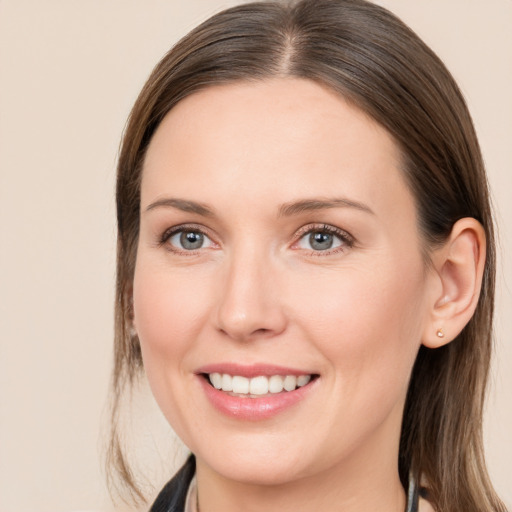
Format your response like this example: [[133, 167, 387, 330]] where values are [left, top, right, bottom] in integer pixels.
[[109, 1, 505, 510]]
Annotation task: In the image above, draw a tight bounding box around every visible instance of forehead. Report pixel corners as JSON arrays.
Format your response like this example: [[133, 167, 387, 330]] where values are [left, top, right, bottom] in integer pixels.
[[141, 78, 412, 219]]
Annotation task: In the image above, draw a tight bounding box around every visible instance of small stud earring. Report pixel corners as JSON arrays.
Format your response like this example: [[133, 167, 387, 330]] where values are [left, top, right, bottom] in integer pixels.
[[436, 328, 445, 339]]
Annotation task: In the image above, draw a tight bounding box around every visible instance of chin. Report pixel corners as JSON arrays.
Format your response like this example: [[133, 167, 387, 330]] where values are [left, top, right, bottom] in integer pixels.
[[192, 432, 318, 486], [209, 455, 306, 486]]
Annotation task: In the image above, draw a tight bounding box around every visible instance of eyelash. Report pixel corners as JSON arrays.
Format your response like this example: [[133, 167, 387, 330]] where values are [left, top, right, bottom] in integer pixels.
[[159, 223, 216, 255], [158, 223, 355, 256], [293, 223, 355, 256]]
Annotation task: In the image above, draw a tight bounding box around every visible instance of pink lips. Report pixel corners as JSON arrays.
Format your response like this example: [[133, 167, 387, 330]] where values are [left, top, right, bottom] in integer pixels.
[[197, 363, 312, 378], [196, 363, 317, 421]]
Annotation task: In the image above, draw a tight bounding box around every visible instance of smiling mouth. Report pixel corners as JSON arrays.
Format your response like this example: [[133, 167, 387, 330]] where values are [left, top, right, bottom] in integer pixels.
[[203, 373, 318, 398]]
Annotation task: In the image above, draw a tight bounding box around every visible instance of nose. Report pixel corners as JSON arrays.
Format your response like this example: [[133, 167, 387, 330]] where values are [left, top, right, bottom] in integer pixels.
[[214, 246, 287, 342]]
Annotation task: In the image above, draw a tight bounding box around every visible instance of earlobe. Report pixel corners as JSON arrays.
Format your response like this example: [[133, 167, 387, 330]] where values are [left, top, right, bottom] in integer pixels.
[[422, 218, 486, 349]]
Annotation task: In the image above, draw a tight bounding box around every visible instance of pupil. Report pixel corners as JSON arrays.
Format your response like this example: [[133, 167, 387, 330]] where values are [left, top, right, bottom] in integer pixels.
[[309, 231, 333, 250], [180, 231, 203, 249]]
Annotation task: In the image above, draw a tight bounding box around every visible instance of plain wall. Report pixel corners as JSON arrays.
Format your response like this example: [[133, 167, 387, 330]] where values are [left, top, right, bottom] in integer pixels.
[[0, 1, 510, 510]]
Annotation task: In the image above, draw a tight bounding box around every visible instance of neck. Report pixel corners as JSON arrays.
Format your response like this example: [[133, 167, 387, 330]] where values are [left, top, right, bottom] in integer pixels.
[[195, 442, 406, 512]]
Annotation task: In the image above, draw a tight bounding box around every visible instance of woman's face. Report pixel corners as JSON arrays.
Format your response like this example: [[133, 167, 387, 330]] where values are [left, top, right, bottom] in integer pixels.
[[133, 79, 432, 485]]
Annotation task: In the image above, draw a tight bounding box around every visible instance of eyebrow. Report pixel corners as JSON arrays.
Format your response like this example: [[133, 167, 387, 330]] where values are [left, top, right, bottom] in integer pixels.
[[144, 198, 214, 216], [144, 196, 374, 218], [278, 197, 375, 217]]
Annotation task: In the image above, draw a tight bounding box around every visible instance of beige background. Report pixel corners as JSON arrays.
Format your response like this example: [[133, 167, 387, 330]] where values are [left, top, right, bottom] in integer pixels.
[[0, 1, 510, 511]]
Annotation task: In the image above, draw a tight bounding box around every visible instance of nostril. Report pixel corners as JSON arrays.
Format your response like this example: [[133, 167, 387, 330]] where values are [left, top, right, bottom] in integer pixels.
[[253, 328, 272, 336]]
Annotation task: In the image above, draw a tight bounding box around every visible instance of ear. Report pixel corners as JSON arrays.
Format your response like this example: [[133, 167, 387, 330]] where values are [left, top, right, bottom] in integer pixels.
[[422, 218, 486, 348]]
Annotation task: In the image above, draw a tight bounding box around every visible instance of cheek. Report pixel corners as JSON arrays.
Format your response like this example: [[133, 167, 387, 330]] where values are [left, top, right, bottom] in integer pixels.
[[132, 259, 209, 384], [289, 257, 426, 389], [131, 259, 214, 436], [290, 260, 426, 455]]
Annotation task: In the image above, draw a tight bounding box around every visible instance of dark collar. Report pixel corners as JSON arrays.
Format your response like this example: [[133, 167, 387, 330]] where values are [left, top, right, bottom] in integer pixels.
[[149, 455, 196, 512]]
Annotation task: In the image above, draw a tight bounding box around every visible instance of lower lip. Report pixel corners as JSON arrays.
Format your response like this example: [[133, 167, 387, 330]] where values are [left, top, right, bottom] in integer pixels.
[[198, 376, 317, 421]]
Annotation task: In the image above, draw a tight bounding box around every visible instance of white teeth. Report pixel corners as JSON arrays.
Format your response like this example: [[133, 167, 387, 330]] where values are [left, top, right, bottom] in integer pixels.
[[249, 376, 269, 395], [221, 373, 233, 392], [209, 372, 222, 389], [269, 375, 284, 393], [283, 375, 297, 391], [232, 376, 250, 394], [208, 373, 313, 395], [297, 375, 311, 387]]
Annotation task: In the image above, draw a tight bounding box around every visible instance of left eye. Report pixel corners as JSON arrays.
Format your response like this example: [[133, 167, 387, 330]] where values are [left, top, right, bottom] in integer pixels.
[[168, 230, 214, 251], [296, 229, 345, 251]]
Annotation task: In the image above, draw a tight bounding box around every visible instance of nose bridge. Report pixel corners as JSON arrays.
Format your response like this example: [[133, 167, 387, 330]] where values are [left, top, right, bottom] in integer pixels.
[[215, 239, 285, 340]]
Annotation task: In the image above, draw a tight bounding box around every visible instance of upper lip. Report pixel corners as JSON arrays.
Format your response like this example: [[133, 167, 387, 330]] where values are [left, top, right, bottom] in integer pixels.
[[195, 363, 316, 378]]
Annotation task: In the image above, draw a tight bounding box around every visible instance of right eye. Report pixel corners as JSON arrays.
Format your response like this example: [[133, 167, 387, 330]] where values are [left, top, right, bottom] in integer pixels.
[[161, 227, 215, 252]]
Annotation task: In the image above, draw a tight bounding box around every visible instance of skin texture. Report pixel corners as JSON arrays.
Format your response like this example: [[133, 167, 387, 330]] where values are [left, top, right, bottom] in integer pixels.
[[133, 79, 485, 512]]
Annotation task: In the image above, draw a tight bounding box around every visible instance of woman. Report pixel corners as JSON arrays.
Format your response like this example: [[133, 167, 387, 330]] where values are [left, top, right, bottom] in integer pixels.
[[109, 1, 507, 511]]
